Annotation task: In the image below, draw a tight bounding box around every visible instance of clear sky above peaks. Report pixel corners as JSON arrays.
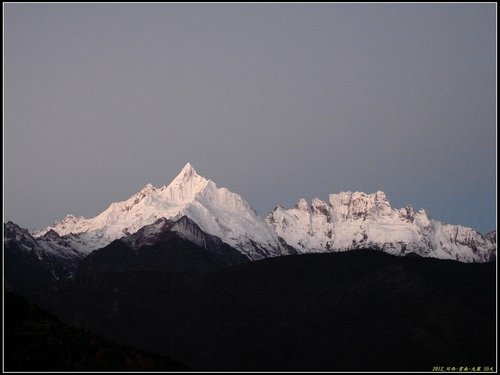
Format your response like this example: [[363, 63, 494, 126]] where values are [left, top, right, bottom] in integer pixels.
[[4, 3, 496, 234]]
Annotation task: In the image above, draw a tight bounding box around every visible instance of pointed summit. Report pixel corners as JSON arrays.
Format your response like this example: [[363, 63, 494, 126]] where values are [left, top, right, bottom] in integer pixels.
[[180, 162, 197, 177], [164, 163, 209, 204], [171, 162, 201, 183]]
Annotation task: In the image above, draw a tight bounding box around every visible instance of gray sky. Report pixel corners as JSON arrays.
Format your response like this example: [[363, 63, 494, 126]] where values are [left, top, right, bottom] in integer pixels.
[[4, 3, 497, 234]]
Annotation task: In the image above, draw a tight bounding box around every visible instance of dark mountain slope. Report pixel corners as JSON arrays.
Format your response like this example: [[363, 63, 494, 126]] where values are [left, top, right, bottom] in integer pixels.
[[4, 292, 188, 371], [74, 216, 249, 286], [34, 250, 496, 371], [4, 239, 56, 291]]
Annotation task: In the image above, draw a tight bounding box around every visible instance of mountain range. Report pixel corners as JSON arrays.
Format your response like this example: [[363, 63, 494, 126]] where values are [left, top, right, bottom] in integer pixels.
[[5, 162, 496, 290]]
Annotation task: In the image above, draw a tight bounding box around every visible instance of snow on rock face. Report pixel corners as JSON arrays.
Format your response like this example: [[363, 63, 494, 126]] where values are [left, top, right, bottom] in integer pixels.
[[120, 216, 221, 251], [296, 198, 309, 211], [266, 191, 496, 263], [34, 163, 290, 260], [5, 221, 91, 260], [4, 221, 90, 283]]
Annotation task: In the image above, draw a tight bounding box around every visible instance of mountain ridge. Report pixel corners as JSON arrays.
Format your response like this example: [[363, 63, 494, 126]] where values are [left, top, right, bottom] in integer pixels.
[[14, 163, 495, 264], [266, 191, 495, 262]]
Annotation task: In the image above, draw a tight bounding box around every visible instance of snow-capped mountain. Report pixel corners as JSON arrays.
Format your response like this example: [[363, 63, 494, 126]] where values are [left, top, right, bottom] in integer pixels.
[[266, 191, 496, 262], [35, 163, 292, 260], [29, 163, 495, 264]]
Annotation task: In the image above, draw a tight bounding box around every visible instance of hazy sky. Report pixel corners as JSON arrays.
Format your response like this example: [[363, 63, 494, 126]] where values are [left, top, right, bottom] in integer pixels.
[[4, 3, 496, 234]]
